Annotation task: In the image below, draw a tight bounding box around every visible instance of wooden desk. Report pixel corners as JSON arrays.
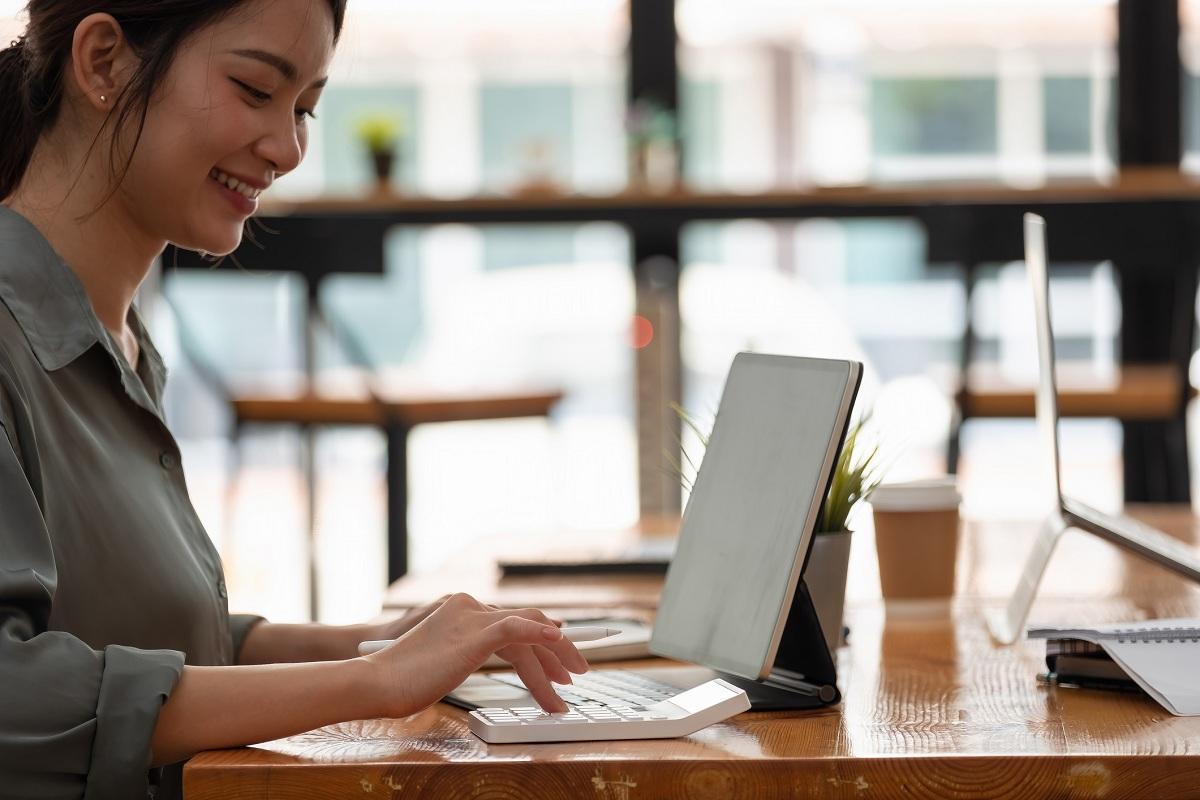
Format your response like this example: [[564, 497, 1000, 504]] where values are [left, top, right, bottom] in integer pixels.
[[186, 506, 1200, 798]]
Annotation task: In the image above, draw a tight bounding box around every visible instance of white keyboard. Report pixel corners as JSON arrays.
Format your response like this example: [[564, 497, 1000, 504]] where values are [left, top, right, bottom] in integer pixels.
[[468, 678, 750, 744]]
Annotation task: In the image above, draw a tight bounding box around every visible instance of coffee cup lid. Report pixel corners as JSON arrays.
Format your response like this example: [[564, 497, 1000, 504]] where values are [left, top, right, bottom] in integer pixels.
[[869, 477, 960, 511]]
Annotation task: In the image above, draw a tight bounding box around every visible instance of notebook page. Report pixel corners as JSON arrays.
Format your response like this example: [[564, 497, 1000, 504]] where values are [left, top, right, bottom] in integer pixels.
[[1028, 618, 1200, 716], [1100, 639, 1200, 715]]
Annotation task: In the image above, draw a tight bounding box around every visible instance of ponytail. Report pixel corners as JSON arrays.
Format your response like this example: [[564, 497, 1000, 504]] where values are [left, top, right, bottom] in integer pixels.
[[0, 38, 39, 200]]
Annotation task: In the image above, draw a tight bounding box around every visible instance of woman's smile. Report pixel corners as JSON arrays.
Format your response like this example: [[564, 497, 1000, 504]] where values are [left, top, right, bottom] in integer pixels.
[[208, 167, 261, 215]]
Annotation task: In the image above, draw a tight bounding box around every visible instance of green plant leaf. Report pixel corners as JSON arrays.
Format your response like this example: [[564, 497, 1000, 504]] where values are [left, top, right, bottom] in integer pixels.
[[665, 404, 887, 530], [670, 401, 710, 448]]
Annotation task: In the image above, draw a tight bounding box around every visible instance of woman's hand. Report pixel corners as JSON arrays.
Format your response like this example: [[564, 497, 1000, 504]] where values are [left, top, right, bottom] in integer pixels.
[[361, 593, 589, 716], [365, 594, 453, 642]]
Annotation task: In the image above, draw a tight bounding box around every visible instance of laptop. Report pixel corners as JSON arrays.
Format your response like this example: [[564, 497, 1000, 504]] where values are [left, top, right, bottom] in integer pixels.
[[989, 213, 1200, 645], [447, 352, 862, 717]]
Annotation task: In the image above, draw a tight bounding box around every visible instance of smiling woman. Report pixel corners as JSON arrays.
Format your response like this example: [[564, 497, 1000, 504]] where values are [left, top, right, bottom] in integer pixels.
[[0, 2, 589, 799]]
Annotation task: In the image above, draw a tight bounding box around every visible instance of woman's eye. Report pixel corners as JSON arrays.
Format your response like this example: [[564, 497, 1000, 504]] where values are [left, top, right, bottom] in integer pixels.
[[231, 78, 271, 104], [232, 78, 317, 123]]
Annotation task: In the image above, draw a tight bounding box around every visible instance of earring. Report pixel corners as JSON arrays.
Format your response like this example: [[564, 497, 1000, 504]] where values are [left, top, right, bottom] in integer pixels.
[[99, 94, 107, 103]]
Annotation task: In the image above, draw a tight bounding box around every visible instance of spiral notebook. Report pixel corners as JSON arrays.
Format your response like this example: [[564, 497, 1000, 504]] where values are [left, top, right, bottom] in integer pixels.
[[1027, 619, 1200, 716]]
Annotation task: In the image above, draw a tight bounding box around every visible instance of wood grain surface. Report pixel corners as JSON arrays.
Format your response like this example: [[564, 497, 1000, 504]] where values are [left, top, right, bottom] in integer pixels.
[[185, 506, 1200, 799]]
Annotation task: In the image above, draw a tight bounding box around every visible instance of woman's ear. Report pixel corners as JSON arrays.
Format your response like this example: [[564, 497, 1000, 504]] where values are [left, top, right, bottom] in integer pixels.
[[69, 13, 137, 113]]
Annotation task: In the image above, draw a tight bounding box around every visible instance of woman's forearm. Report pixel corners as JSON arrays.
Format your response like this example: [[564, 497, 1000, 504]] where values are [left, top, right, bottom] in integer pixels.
[[237, 621, 373, 664], [150, 658, 380, 765], [152, 595, 591, 766]]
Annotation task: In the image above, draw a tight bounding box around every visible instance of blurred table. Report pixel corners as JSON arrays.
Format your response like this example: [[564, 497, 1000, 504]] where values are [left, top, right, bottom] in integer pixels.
[[380, 514, 678, 613], [185, 505, 1200, 799], [231, 386, 561, 582]]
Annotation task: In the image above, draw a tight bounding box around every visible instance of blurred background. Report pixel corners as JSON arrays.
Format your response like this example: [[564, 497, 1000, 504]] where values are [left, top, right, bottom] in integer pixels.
[[4, 0, 1200, 624]]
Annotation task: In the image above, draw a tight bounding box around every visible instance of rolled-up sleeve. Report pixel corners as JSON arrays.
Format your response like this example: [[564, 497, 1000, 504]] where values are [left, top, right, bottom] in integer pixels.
[[0, 417, 185, 799], [229, 613, 265, 661]]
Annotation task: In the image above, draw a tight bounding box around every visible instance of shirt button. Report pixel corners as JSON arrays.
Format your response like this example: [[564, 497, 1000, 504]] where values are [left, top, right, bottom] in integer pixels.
[[217, 580, 228, 598], [159, 452, 177, 469]]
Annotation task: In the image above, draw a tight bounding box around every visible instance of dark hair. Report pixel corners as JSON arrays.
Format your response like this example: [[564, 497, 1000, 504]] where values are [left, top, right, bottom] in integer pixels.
[[0, 0, 346, 200]]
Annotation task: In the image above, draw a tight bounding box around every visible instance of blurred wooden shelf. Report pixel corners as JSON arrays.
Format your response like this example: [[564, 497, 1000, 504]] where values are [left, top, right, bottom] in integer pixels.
[[959, 364, 1190, 420], [231, 389, 563, 428], [260, 167, 1200, 217]]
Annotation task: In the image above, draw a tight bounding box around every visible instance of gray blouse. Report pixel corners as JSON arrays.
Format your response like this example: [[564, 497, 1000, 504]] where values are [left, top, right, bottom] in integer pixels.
[[0, 206, 262, 799]]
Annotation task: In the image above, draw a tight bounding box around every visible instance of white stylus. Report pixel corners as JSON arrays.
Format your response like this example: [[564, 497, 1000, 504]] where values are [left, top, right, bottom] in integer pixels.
[[357, 626, 622, 656]]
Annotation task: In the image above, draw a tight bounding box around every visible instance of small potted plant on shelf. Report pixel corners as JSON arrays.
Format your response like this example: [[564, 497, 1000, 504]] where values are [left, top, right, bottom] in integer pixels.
[[625, 97, 679, 193], [355, 112, 405, 191], [669, 403, 882, 653]]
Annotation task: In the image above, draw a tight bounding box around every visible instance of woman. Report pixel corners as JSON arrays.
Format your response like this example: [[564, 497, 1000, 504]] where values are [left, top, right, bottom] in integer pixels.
[[0, 2, 587, 797]]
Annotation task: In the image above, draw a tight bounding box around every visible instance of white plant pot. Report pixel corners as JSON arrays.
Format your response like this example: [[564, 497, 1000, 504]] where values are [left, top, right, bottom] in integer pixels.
[[803, 530, 853, 653]]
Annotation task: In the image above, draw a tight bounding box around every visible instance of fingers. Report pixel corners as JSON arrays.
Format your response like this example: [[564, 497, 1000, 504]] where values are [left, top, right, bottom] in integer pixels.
[[536, 633, 590, 676], [484, 602, 564, 628], [532, 644, 573, 685], [480, 614, 563, 651], [501, 644, 567, 713], [441, 598, 589, 686], [481, 609, 590, 675]]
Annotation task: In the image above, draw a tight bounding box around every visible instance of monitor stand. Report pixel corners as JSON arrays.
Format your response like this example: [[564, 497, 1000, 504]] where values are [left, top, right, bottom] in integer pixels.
[[718, 579, 840, 711], [987, 512, 1067, 645]]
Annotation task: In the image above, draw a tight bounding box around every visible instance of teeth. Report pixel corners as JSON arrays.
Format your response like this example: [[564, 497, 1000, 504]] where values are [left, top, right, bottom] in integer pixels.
[[209, 168, 262, 200]]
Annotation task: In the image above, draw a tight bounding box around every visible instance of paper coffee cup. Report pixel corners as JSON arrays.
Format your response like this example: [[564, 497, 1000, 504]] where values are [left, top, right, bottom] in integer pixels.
[[870, 478, 961, 600]]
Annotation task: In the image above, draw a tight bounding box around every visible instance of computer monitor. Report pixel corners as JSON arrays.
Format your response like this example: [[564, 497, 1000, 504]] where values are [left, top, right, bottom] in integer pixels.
[[1026, 213, 1065, 508], [988, 214, 1200, 645], [650, 353, 862, 680]]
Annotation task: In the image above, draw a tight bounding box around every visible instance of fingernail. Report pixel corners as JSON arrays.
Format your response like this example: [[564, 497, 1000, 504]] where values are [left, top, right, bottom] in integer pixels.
[[541, 626, 562, 641]]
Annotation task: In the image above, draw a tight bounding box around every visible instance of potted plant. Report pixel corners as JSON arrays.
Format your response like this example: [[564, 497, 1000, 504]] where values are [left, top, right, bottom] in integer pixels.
[[355, 112, 405, 190], [805, 419, 881, 652], [625, 98, 679, 193], [669, 404, 882, 653]]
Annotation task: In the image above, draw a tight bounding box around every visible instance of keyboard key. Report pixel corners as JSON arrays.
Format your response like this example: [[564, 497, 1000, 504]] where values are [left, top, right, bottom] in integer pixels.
[[483, 669, 687, 718], [468, 678, 751, 744]]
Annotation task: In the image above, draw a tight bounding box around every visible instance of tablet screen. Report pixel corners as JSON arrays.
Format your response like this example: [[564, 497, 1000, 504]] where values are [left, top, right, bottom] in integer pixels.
[[650, 353, 858, 679]]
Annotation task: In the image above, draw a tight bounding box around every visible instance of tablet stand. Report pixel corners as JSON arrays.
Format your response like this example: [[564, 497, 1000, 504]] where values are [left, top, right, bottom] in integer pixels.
[[987, 512, 1068, 645], [718, 579, 841, 710]]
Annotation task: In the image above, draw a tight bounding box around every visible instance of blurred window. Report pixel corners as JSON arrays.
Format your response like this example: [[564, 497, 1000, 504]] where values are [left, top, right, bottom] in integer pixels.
[[681, 79, 722, 189], [1183, 1, 1200, 170], [677, 0, 1116, 186], [871, 78, 998, 156], [480, 84, 574, 192], [1043, 76, 1093, 154]]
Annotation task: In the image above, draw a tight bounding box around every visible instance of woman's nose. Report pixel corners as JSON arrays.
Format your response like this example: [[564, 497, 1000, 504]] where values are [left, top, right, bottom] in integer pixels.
[[252, 112, 304, 176]]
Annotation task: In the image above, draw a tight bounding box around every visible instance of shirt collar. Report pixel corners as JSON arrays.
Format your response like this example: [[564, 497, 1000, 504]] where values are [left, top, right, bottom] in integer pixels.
[[0, 205, 102, 371], [0, 207, 168, 400]]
